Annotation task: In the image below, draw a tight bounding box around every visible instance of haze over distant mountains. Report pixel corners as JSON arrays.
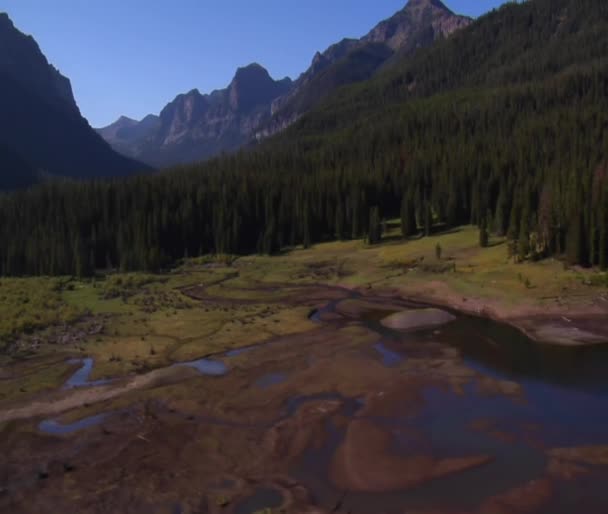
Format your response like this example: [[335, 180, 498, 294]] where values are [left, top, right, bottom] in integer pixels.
[[97, 64, 292, 168], [0, 12, 147, 188], [97, 0, 471, 168]]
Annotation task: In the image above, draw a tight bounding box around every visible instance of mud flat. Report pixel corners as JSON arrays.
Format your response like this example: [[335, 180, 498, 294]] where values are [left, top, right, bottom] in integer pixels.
[[2, 284, 608, 514]]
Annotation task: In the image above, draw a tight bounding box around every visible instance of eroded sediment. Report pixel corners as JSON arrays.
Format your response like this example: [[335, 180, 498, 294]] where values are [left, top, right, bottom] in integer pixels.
[[1, 283, 608, 514]]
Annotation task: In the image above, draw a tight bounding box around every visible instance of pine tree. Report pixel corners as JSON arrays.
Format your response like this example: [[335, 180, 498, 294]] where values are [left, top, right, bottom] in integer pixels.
[[303, 207, 311, 249], [518, 216, 530, 262], [400, 194, 416, 238], [589, 209, 598, 266], [494, 193, 506, 236], [446, 181, 459, 228], [599, 188, 608, 270], [424, 203, 432, 237], [479, 217, 489, 248], [335, 202, 345, 240], [367, 207, 382, 245], [567, 212, 584, 266], [73, 236, 89, 278]]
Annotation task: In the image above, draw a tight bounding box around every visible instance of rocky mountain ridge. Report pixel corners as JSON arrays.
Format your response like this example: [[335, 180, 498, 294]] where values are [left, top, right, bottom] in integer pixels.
[[98, 0, 471, 167], [0, 12, 148, 187], [258, 0, 471, 139], [97, 63, 292, 167]]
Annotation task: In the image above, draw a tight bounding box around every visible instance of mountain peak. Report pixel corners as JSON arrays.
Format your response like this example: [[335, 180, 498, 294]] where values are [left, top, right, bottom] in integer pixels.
[[363, 0, 469, 51], [117, 115, 137, 124], [99, 60, 293, 167], [239, 62, 266, 71], [0, 10, 80, 112], [405, 0, 451, 11], [0, 14, 147, 181], [228, 63, 283, 111], [0, 12, 13, 26], [232, 63, 272, 85]]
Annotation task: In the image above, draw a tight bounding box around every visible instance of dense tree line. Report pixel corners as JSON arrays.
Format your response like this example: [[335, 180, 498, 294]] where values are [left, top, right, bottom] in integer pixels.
[[0, 0, 607, 276]]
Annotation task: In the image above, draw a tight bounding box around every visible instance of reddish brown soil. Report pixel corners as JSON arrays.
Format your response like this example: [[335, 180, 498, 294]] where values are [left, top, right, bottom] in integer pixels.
[[330, 417, 492, 493], [478, 479, 553, 514], [1, 285, 608, 514]]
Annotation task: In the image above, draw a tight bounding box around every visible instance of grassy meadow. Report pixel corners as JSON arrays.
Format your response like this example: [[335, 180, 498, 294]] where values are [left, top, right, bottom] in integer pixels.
[[0, 224, 606, 403]]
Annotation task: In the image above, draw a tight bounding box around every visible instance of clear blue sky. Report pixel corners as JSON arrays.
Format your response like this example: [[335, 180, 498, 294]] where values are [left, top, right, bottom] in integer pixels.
[[0, 0, 504, 127]]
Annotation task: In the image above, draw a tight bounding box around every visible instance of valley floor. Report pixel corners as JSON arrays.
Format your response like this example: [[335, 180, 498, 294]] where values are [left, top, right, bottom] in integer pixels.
[[1, 225, 608, 514]]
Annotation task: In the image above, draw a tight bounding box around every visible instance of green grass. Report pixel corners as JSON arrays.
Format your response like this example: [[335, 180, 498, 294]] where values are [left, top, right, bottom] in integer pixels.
[[0, 355, 74, 402], [1, 223, 606, 402], [0, 277, 85, 347], [232, 224, 606, 314], [63, 281, 132, 315]]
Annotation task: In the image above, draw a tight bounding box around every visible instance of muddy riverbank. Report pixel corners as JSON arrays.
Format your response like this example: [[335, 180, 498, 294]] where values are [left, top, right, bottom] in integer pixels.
[[2, 284, 608, 514], [358, 279, 608, 347]]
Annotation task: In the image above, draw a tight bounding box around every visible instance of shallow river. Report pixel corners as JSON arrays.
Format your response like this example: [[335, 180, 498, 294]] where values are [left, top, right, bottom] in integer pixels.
[[7, 290, 608, 514]]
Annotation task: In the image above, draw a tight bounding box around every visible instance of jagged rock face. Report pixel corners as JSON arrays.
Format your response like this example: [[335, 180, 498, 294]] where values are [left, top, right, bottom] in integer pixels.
[[308, 39, 360, 77], [259, 0, 471, 140], [0, 12, 148, 186], [99, 0, 470, 167], [269, 38, 359, 118], [0, 12, 78, 113], [98, 64, 292, 167], [228, 63, 290, 112], [160, 89, 208, 146], [364, 0, 470, 51]]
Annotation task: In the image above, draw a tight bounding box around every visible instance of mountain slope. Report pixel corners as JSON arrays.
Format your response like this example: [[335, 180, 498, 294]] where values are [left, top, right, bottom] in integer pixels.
[[99, 0, 469, 166], [0, 13, 148, 187], [3, 0, 608, 274], [0, 143, 38, 190], [97, 64, 292, 167], [285, 0, 608, 139], [257, 0, 471, 138], [96, 115, 161, 161]]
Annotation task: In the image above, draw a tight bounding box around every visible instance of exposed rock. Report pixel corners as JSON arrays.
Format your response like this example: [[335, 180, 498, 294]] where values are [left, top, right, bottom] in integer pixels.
[[0, 12, 148, 185], [0, 12, 78, 113], [99, 0, 471, 167], [97, 63, 292, 168], [363, 0, 471, 51], [381, 308, 456, 330], [258, 0, 472, 140]]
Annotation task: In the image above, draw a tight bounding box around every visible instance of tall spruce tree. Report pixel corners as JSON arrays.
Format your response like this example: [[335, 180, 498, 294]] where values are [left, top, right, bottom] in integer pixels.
[[367, 207, 382, 245], [400, 194, 416, 238]]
